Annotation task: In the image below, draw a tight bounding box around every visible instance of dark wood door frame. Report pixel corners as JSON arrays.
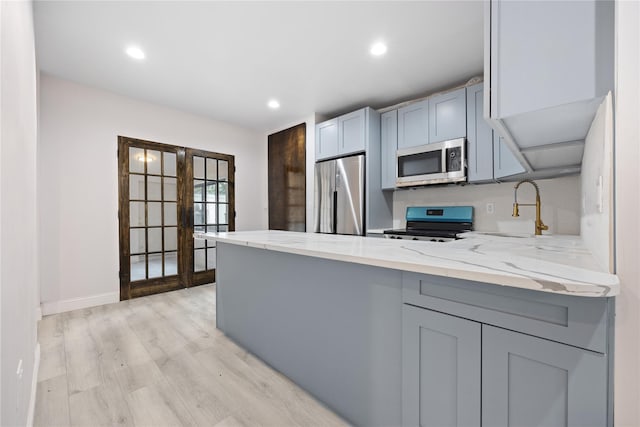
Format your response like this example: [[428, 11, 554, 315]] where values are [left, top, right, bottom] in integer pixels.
[[118, 136, 235, 300], [184, 147, 235, 287]]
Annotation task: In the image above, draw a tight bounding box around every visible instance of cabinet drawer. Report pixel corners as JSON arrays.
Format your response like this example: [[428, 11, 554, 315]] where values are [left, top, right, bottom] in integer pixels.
[[402, 272, 610, 353]]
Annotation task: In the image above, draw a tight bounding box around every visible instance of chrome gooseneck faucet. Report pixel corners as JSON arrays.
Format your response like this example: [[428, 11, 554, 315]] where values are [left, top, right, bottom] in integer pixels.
[[512, 179, 548, 236]]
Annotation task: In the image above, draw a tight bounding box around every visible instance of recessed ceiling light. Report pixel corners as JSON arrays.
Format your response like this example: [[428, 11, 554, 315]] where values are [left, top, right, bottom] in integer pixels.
[[370, 41, 387, 57], [125, 46, 145, 60], [267, 99, 280, 109]]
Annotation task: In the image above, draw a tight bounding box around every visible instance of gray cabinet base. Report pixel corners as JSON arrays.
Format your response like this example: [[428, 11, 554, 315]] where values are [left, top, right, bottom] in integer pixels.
[[216, 242, 403, 427]]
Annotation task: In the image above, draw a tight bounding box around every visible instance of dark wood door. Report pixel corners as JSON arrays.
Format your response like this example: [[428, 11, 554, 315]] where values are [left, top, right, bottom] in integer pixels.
[[184, 148, 235, 287], [268, 123, 306, 231], [118, 136, 234, 299]]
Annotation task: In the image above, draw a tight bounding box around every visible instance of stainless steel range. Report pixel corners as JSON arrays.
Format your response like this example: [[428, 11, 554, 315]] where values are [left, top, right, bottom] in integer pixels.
[[383, 206, 473, 242]]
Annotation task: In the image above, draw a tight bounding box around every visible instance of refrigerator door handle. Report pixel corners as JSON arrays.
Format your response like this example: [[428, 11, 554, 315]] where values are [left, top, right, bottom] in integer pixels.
[[332, 190, 338, 234]]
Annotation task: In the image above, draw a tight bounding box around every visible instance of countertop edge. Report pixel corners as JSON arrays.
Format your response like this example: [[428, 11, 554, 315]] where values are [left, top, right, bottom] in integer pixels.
[[196, 232, 619, 298]]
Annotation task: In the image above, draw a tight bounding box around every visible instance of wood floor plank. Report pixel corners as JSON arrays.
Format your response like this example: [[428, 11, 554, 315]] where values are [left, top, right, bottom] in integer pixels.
[[126, 384, 196, 427], [122, 300, 194, 361], [155, 349, 239, 426], [195, 346, 348, 427], [212, 416, 247, 427], [146, 292, 221, 353], [33, 374, 70, 427], [68, 379, 134, 427], [86, 303, 153, 373], [38, 314, 67, 382], [35, 285, 347, 427], [63, 309, 105, 394]]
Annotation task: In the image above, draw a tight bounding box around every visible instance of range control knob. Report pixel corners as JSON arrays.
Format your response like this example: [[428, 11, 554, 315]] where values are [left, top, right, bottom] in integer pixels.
[[412, 237, 418, 241], [430, 238, 437, 242]]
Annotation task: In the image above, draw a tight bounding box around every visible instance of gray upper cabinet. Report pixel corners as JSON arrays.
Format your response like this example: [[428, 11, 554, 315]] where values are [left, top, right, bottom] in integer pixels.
[[380, 110, 398, 190], [482, 325, 608, 427], [338, 109, 366, 156], [316, 109, 367, 161], [485, 0, 614, 176], [428, 87, 467, 144], [315, 118, 338, 161], [466, 83, 494, 182], [403, 304, 481, 427], [494, 134, 525, 179], [397, 99, 429, 149], [467, 82, 524, 182]]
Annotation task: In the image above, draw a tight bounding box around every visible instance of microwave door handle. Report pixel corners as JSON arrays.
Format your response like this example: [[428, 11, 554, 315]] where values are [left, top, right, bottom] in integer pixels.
[[442, 147, 448, 173]]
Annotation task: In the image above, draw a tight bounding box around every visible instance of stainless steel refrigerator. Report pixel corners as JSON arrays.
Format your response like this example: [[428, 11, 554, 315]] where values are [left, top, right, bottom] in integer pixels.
[[314, 154, 365, 235]]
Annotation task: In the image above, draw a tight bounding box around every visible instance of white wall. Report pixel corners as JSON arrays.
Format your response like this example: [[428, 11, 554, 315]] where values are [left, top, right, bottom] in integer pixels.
[[38, 74, 266, 311], [393, 175, 581, 235], [614, 0, 640, 424], [1, 1, 40, 425]]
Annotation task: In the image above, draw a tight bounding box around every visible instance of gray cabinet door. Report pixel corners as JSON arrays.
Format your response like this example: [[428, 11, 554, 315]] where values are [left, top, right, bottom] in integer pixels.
[[489, 0, 613, 119], [338, 108, 366, 155], [380, 110, 397, 190], [403, 304, 481, 427], [466, 83, 494, 182], [315, 118, 338, 160], [482, 325, 608, 427], [398, 99, 429, 149], [429, 87, 467, 144], [493, 134, 525, 179]]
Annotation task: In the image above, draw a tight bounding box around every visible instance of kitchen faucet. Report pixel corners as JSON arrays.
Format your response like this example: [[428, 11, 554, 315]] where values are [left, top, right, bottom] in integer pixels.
[[512, 179, 549, 236]]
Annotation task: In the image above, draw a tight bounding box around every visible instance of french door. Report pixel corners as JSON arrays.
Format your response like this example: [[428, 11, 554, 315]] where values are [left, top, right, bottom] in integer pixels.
[[118, 136, 234, 299]]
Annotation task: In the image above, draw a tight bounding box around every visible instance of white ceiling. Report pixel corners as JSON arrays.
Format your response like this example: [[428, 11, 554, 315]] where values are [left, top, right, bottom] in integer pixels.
[[34, 1, 484, 133]]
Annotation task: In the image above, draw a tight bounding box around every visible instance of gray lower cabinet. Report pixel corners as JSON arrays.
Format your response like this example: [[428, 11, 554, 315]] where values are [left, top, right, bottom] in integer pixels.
[[402, 272, 611, 427], [482, 325, 608, 427], [403, 305, 608, 427], [402, 304, 481, 427]]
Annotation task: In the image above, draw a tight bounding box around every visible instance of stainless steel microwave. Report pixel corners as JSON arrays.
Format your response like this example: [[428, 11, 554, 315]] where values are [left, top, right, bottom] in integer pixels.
[[396, 138, 467, 187]]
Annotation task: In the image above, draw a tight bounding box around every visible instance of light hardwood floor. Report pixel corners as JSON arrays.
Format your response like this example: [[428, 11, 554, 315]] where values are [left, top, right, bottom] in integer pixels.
[[34, 284, 348, 427]]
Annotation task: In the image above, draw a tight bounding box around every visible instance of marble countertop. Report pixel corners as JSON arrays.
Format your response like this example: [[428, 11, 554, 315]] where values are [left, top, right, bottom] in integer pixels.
[[195, 230, 619, 297]]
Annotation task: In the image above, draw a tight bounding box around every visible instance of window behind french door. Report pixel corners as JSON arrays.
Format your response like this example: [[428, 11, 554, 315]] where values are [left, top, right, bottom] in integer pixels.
[[118, 136, 235, 300]]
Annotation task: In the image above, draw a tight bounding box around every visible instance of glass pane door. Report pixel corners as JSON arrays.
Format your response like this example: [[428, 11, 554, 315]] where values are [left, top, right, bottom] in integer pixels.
[[186, 148, 234, 286], [119, 137, 185, 300], [128, 147, 179, 281], [119, 137, 235, 299]]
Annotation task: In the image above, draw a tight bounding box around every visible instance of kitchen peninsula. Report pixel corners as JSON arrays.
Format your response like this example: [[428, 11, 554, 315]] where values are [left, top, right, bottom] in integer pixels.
[[199, 230, 617, 427]]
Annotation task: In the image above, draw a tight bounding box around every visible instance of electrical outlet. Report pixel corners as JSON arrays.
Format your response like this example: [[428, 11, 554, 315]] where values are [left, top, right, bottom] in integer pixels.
[[486, 203, 495, 214]]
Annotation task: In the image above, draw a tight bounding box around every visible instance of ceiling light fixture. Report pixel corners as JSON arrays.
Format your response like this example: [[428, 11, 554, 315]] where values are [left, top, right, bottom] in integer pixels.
[[136, 154, 155, 162], [370, 41, 387, 57], [267, 99, 280, 109], [125, 45, 145, 60]]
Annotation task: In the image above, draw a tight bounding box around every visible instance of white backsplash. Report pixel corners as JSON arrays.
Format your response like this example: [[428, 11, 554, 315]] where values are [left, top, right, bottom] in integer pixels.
[[393, 175, 581, 235], [580, 93, 614, 272]]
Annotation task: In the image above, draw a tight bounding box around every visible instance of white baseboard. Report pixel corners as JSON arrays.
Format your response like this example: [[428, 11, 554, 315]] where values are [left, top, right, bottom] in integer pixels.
[[26, 343, 40, 427], [41, 292, 119, 316]]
